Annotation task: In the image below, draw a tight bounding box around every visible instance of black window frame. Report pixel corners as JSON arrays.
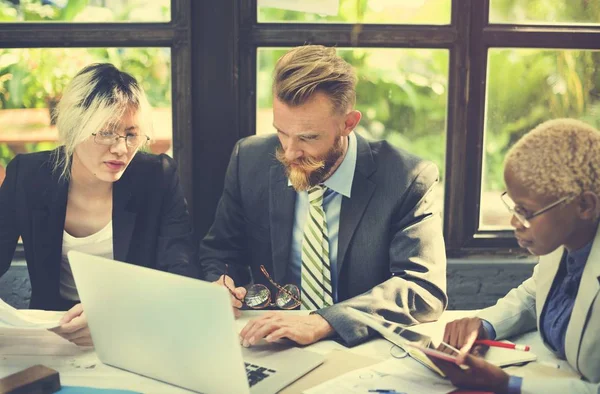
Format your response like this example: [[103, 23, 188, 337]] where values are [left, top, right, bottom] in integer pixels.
[[4, 1, 598, 258], [201, 0, 598, 258]]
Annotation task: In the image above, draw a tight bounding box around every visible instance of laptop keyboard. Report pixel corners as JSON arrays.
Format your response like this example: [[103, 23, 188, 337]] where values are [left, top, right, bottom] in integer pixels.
[[245, 363, 277, 387]]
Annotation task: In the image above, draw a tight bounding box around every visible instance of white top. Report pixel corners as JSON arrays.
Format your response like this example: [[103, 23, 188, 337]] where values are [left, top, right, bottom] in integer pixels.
[[60, 221, 114, 301]]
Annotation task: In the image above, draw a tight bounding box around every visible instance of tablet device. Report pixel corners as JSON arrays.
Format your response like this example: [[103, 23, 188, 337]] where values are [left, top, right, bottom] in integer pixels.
[[346, 308, 460, 375]]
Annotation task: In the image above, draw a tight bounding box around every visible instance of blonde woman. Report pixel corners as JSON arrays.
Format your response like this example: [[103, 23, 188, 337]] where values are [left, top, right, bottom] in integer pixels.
[[432, 119, 600, 394], [0, 64, 197, 346]]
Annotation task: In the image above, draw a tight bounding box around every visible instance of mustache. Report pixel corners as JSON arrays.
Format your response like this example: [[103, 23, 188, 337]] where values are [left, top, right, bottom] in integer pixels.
[[274, 147, 325, 172]]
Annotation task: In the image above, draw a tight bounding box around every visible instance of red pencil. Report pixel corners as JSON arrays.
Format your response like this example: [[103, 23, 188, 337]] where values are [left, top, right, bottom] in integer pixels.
[[474, 339, 530, 351]]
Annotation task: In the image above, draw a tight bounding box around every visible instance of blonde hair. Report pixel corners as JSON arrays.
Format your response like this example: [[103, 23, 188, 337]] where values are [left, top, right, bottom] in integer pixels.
[[53, 63, 153, 180], [505, 118, 600, 198], [273, 45, 356, 113]]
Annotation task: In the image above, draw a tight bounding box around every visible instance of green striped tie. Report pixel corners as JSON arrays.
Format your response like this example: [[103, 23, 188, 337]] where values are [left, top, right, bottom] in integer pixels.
[[301, 185, 333, 310]]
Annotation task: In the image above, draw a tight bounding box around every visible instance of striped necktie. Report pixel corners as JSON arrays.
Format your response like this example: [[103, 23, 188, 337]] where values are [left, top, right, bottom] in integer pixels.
[[300, 185, 333, 310]]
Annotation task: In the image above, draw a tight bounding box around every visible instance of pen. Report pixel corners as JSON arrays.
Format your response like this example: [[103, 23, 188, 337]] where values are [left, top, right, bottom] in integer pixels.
[[368, 390, 406, 394], [474, 339, 530, 351]]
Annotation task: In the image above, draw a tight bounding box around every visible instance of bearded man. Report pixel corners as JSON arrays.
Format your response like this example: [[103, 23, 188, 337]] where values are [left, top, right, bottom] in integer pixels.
[[199, 45, 447, 347]]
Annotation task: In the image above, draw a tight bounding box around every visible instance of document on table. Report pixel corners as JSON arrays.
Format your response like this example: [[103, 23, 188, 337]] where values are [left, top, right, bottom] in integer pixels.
[[303, 357, 456, 394], [0, 298, 62, 329]]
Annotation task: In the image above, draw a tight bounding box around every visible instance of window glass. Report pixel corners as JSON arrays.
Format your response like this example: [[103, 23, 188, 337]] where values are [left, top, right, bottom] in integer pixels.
[[0, 0, 170, 23], [481, 49, 600, 229], [258, 0, 450, 25], [490, 0, 600, 25]]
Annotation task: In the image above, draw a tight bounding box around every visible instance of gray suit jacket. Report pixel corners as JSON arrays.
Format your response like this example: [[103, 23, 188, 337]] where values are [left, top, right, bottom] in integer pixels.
[[199, 133, 447, 346]]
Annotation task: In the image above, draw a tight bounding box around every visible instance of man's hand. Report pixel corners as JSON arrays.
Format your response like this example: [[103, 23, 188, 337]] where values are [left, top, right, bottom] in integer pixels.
[[239, 312, 334, 347], [428, 353, 510, 394], [214, 274, 247, 318], [49, 303, 93, 347], [442, 317, 489, 363]]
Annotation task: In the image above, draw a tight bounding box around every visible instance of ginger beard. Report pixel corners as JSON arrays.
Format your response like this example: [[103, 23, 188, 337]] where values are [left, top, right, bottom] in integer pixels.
[[276, 135, 344, 191]]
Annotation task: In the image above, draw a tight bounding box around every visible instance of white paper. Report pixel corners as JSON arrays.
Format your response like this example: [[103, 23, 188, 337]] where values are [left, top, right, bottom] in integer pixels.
[[258, 0, 339, 16], [304, 357, 455, 394], [0, 298, 61, 329]]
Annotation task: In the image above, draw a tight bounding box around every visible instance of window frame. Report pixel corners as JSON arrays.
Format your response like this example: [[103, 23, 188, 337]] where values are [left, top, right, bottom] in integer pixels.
[[463, 0, 600, 256], [4, 1, 598, 258], [233, 0, 600, 257]]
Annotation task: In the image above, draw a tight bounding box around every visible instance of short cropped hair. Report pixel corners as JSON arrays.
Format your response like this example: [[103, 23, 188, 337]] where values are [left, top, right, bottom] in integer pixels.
[[504, 118, 600, 198], [273, 45, 357, 113], [53, 63, 153, 180]]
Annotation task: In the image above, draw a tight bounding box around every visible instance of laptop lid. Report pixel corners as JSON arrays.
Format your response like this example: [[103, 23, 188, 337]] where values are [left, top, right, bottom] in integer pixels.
[[68, 250, 251, 394]]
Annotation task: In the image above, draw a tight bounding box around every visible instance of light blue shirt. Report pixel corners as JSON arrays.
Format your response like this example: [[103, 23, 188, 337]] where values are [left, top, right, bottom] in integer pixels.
[[287, 132, 357, 303]]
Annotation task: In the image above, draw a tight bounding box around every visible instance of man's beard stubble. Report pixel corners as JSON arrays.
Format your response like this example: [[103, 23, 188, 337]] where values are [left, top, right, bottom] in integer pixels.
[[276, 136, 344, 192]]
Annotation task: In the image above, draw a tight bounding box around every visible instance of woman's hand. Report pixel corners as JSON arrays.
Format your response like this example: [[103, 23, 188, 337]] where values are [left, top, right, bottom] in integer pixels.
[[49, 303, 93, 347], [428, 353, 510, 394], [442, 317, 490, 363]]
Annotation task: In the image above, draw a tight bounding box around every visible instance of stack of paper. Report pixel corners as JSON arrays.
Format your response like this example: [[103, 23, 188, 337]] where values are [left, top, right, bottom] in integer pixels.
[[303, 358, 456, 394], [0, 298, 61, 329]]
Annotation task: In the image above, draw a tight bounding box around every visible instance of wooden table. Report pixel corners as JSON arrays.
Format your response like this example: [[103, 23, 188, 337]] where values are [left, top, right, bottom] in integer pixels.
[[0, 310, 579, 393]]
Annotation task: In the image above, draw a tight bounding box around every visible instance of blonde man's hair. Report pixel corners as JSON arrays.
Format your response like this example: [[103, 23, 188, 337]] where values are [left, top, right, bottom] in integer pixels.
[[53, 63, 153, 180], [273, 45, 357, 113], [505, 118, 600, 198]]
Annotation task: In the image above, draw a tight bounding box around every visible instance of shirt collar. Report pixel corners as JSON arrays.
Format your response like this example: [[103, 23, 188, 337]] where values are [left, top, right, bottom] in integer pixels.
[[565, 240, 593, 275], [288, 132, 357, 198]]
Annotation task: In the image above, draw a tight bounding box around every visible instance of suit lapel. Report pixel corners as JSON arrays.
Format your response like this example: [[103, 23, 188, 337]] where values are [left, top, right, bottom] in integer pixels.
[[337, 135, 376, 276], [31, 162, 69, 300], [269, 164, 296, 282], [565, 226, 600, 370], [112, 171, 137, 262]]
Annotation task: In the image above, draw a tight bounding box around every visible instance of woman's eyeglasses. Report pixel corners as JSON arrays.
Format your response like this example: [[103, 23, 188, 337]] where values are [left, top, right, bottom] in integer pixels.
[[222, 264, 301, 310], [500, 191, 571, 229], [92, 131, 150, 149]]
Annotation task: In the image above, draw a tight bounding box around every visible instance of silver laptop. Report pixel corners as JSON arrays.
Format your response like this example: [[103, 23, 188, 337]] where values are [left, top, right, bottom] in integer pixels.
[[68, 250, 324, 394]]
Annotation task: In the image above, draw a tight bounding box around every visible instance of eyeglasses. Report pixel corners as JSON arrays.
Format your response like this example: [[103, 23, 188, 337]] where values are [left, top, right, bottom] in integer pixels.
[[500, 191, 571, 229], [92, 131, 150, 149], [223, 265, 301, 310]]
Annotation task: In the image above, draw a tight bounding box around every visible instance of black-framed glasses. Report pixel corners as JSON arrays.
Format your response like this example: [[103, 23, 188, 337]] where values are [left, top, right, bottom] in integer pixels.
[[223, 264, 301, 310], [500, 191, 571, 229], [92, 131, 150, 148]]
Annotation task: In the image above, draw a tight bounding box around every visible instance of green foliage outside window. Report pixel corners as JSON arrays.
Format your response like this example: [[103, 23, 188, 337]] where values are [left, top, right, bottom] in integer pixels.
[[1, 0, 599, 195], [259, 0, 600, 194]]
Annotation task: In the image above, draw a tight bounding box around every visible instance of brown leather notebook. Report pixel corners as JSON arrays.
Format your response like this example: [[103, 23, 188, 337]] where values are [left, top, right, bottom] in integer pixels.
[[0, 365, 61, 394]]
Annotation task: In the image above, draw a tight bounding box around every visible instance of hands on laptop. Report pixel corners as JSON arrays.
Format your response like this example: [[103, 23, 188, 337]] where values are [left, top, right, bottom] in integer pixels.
[[49, 303, 93, 347], [239, 312, 334, 347]]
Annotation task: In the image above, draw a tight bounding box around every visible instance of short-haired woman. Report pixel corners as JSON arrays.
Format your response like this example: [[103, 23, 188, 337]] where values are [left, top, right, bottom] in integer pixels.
[[432, 119, 600, 394], [0, 63, 197, 346]]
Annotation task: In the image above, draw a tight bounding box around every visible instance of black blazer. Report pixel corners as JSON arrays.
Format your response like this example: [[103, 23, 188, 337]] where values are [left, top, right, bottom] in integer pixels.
[[200, 133, 447, 346], [0, 149, 197, 310]]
